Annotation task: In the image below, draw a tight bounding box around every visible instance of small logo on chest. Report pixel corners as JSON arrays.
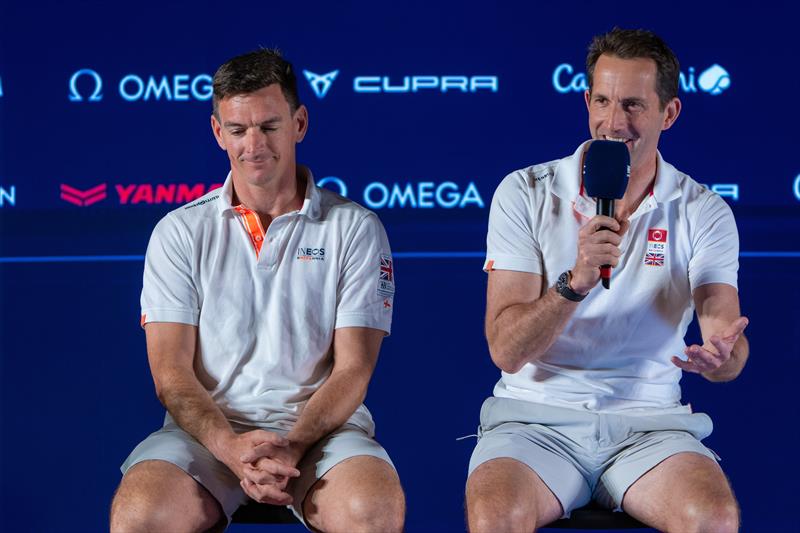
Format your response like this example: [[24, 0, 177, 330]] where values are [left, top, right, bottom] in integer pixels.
[[297, 247, 326, 261], [644, 228, 667, 267]]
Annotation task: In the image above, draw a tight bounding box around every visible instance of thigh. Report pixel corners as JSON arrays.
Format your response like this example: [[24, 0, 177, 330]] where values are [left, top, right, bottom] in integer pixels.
[[621, 452, 738, 531], [111, 460, 225, 532], [466, 457, 563, 531], [468, 421, 591, 516], [290, 425, 403, 532], [595, 428, 719, 510], [118, 423, 249, 522]]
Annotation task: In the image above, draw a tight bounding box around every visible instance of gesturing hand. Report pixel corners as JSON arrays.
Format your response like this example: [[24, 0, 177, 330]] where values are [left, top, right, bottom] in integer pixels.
[[671, 317, 749, 375]]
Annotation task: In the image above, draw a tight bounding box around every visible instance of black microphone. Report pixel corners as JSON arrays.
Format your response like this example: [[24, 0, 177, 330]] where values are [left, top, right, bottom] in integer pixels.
[[582, 140, 630, 289]]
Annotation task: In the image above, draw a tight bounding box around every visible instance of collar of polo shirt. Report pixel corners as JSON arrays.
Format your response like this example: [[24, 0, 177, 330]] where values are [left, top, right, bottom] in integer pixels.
[[551, 141, 683, 220], [215, 164, 323, 221]]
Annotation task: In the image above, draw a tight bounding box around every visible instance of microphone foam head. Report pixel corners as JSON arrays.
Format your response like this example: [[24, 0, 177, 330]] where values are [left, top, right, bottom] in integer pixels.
[[583, 140, 630, 199]]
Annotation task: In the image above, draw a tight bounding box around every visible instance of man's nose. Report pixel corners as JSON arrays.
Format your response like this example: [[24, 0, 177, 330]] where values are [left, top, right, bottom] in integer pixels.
[[605, 102, 626, 133], [244, 129, 266, 153]]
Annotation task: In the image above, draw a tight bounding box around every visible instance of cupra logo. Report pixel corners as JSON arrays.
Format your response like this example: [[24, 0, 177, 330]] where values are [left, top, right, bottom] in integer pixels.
[[303, 70, 339, 99]]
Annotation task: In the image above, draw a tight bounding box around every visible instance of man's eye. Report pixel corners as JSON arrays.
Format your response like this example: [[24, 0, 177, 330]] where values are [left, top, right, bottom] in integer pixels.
[[230, 130, 244, 136], [261, 126, 277, 133]]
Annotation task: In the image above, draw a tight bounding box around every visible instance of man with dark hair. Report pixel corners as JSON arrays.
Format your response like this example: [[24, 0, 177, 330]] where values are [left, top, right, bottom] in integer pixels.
[[110, 49, 405, 532], [466, 28, 748, 532]]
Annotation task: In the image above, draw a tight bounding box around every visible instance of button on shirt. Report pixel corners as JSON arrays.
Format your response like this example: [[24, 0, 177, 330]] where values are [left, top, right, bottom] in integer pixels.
[[140, 166, 394, 432], [485, 142, 739, 412]]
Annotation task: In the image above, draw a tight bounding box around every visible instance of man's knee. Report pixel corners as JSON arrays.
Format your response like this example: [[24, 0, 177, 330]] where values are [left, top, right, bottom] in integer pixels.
[[468, 495, 537, 533], [305, 457, 405, 533], [109, 461, 224, 533], [466, 461, 542, 533], [673, 496, 740, 533], [337, 486, 405, 532]]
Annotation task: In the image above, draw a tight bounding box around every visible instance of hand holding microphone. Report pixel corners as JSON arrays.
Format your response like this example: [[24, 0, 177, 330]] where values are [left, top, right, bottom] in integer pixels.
[[572, 140, 630, 293], [571, 215, 629, 295]]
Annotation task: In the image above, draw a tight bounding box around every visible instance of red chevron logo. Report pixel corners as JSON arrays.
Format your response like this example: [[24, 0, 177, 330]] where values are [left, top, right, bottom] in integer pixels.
[[60, 183, 107, 206]]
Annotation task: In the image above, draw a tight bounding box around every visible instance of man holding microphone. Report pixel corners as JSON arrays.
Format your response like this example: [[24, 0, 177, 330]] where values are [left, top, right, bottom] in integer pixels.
[[466, 28, 748, 532]]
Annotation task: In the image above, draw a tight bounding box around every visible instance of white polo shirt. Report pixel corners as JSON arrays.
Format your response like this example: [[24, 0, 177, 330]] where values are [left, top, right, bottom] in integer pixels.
[[140, 166, 394, 432], [485, 142, 739, 412]]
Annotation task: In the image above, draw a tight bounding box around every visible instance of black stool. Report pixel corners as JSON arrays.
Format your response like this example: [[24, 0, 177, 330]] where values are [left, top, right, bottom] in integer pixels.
[[230, 500, 650, 530], [544, 501, 649, 529], [230, 501, 300, 524]]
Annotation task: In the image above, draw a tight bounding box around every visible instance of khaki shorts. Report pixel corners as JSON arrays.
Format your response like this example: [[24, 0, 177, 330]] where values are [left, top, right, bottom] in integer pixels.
[[121, 414, 394, 526], [468, 397, 718, 516]]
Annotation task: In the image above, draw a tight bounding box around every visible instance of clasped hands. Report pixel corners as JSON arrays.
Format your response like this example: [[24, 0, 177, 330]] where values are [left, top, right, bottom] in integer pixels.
[[221, 430, 304, 506]]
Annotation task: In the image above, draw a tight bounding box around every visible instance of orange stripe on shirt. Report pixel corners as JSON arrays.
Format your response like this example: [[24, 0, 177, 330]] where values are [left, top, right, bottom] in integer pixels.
[[234, 205, 265, 257]]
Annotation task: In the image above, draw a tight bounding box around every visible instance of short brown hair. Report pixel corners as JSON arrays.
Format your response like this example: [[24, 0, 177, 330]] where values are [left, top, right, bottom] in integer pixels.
[[586, 28, 680, 110], [212, 48, 301, 118]]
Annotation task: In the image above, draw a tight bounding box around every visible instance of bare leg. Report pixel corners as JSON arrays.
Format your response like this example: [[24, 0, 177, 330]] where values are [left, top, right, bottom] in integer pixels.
[[110, 460, 225, 533], [466, 458, 563, 532], [622, 452, 739, 533], [302, 455, 405, 533]]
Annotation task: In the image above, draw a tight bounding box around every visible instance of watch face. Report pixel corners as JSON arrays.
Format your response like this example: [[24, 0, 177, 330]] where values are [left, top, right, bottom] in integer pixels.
[[556, 270, 583, 302], [557, 271, 569, 290]]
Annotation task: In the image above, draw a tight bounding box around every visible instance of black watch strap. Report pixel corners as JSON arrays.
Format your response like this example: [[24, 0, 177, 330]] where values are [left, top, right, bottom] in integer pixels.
[[555, 270, 587, 302]]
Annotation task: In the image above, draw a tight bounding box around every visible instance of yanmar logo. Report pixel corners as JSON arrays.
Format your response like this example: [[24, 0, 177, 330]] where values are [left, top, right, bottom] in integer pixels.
[[296, 247, 325, 261], [60, 183, 107, 206], [59, 182, 221, 206]]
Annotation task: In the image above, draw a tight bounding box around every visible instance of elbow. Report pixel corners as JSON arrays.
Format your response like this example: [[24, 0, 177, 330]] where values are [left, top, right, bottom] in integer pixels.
[[488, 342, 532, 374], [153, 382, 168, 407], [151, 376, 172, 408]]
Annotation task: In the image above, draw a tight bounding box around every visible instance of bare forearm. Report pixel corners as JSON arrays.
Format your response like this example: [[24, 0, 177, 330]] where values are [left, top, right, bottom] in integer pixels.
[[157, 371, 234, 457], [488, 286, 579, 373], [287, 368, 369, 454], [703, 334, 749, 382]]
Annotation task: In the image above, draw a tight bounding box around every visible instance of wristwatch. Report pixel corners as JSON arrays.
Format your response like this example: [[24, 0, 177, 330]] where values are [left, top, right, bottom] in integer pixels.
[[555, 270, 587, 302]]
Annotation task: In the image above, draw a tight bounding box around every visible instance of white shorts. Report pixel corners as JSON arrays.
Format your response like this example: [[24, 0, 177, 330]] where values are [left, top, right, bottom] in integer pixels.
[[121, 413, 395, 526], [468, 397, 718, 516]]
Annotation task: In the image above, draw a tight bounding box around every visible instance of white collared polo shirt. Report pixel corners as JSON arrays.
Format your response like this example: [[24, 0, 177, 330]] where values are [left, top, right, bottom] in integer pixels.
[[485, 142, 739, 412], [140, 166, 394, 432]]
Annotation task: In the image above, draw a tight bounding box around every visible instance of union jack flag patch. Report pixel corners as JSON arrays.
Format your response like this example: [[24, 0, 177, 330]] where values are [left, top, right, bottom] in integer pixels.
[[644, 252, 665, 266], [377, 253, 395, 297]]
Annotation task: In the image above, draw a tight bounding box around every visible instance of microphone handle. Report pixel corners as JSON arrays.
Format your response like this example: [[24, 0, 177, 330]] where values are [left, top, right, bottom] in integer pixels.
[[596, 198, 614, 289]]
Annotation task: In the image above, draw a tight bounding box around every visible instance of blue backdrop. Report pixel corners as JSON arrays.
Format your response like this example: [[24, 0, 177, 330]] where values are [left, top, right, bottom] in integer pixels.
[[1, 1, 798, 531]]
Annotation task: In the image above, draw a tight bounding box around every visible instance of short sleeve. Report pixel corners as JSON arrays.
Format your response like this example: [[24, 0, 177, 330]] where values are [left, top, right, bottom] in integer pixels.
[[335, 213, 394, 335], [688, 194, 739, 291], [485, 172, 543, 274], [140, 215, 200, 327]]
